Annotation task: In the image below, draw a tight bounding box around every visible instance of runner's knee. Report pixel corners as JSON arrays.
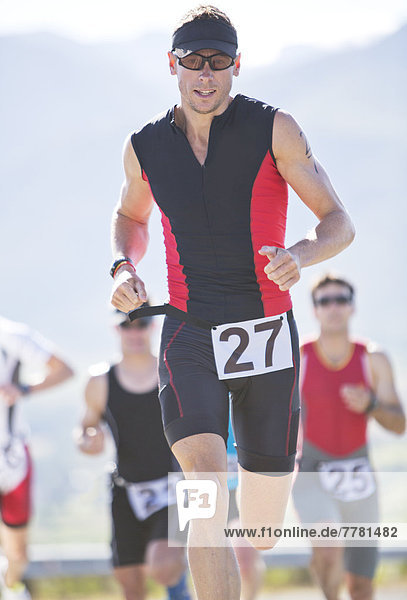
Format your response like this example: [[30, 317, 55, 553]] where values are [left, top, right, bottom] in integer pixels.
[[171, 433, 228, 474]]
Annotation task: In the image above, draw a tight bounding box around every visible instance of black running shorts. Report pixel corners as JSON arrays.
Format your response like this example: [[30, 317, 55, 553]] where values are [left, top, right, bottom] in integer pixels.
[[158, 312, 300, 473], [111, 483, 169, 567]]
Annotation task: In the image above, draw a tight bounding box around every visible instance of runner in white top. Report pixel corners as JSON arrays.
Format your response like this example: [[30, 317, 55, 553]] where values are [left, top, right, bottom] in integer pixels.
[[0, 315, 73, 600]]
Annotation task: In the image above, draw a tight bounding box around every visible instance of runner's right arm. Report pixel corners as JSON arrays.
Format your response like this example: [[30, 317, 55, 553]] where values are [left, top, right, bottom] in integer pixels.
[[110, 135, 154, 313], [75, 372, 108, 455]]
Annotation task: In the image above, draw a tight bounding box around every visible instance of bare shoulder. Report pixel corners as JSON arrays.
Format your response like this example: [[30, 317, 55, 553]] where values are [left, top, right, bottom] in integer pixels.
[[272, 109, 321, 177], [88, 360, 110, 378], [274, 109, 300, 132], [118, 133, 153, 222], [123, 133, 143, 178], [299, 336, 317, 360], [273, 110, 303, 152], [300, 334, 318, 349], [85, 363, 109, 413], [365, 343, 398, 390], [366, 345, 394, 374]]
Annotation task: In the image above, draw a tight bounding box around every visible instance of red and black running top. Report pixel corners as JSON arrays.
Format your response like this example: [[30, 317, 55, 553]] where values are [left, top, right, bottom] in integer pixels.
[[131, 94, 292, 324], [301, 341, 371, 456]]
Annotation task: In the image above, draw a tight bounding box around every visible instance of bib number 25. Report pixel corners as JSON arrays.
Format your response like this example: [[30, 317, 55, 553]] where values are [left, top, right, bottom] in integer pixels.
[[211, 313, 293, 380]]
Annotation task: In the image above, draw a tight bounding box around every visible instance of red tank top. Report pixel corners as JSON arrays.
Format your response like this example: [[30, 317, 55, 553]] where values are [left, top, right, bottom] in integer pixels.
[[301, 341, 370, 456]]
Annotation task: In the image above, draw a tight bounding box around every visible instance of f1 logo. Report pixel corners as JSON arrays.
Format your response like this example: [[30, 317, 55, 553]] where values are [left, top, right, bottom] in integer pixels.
[[176, 480, 217, 531]]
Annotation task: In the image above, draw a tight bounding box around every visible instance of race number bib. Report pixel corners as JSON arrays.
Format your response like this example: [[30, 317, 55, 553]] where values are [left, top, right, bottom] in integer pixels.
[[126, 473, 179, 521], [318, 457, 376, 502], [211, 313, 293, 380]]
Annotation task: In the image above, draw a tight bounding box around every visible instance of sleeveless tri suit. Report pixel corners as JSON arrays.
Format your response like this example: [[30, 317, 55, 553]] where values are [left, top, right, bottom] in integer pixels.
[[131, 95, 300, 473]]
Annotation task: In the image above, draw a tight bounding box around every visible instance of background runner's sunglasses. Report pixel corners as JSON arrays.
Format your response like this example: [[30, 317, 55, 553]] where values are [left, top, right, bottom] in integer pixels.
[[174, 52, 235, 71], [314, 295, 353, 307], [119, 317, 152, 330]]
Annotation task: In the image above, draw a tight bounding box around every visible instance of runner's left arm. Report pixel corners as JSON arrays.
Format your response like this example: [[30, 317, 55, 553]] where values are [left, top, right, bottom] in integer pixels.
[[0, 347, 73, 406], [259, 111, 355, 291], [341, 351, 405, 434]]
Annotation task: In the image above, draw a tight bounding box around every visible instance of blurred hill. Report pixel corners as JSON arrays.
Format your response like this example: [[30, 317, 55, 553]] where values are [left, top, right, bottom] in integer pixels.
[[0, 27, 406, 543]]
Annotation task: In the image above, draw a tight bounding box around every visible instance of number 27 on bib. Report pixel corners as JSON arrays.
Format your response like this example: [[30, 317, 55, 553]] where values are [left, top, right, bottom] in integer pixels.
[[211, 313, 293, 380]]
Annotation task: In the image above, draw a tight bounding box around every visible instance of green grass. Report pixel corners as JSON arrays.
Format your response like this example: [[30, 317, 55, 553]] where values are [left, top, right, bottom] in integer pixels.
[[28, 575, 166, 599], [27, 561, 407, 599], [262, 566, 312, 588]]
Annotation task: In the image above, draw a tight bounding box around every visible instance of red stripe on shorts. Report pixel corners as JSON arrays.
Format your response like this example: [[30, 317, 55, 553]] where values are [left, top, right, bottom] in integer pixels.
[[163, 322, 186, 418], [285, 350, 298, 456]]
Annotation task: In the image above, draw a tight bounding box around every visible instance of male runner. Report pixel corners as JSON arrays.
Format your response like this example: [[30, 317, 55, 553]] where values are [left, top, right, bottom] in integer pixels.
[[76, 311, 190, 600], [293, 274, 405, 600], [109, 6, 355, 599], [0, 314, 73, 600]]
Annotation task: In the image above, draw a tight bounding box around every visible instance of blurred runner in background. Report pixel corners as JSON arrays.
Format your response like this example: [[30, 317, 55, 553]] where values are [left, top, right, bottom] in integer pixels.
[[0, 315, 73, 600], [293, 274, 405, 600], [76, 310, 190, 600]]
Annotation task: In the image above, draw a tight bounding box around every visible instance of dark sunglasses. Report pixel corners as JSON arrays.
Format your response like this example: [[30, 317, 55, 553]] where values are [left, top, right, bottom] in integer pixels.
[[119, 317, 152, 330], [174, 51, 235, 71], [314, 295, 353, 307]]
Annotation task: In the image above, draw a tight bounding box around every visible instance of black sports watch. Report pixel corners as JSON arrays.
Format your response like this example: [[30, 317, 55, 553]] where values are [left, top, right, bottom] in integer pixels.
[[365, 392, 379, 414], [18, 383, 31, 396]]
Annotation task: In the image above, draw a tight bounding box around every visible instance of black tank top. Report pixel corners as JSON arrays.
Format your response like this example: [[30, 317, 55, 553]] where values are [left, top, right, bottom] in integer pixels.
[[131, 94, 292, 323], [103, 365, 175, 482]]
